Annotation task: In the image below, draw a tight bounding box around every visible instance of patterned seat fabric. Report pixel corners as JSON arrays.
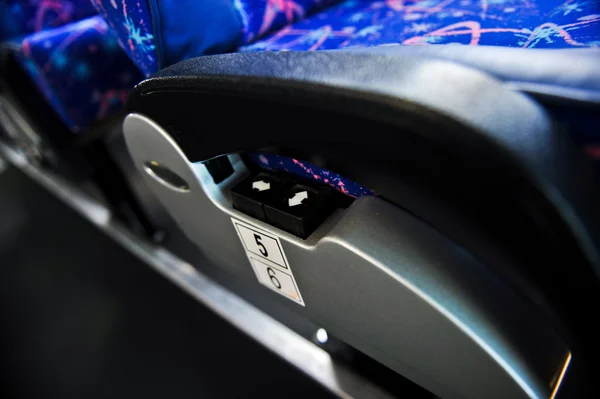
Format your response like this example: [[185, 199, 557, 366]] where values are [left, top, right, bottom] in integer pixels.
[[242, 0, 600, 52], [90, 0, 161, 76], [90, 0, 341, 75], [235, 0, 338, 42], [15, 16, 144, 132], [0, 0, 97, 40]]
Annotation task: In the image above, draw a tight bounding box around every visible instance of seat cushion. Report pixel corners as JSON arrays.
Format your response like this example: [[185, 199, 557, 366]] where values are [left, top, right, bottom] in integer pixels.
[[0, 0, 97, 40], [91, 0, 343, 75], [242, 0, 600, 51], [15, 16, 143, 132], [235, 0, 338, 43]]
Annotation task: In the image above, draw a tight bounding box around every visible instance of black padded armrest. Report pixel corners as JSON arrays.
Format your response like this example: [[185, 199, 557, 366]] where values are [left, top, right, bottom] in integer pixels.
[[126, 51, 600, 382]]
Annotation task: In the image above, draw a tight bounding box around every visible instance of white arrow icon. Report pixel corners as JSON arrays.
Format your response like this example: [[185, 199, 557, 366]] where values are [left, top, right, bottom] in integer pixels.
[[288, 191, 308, 207], [252, 180, 271, 192]]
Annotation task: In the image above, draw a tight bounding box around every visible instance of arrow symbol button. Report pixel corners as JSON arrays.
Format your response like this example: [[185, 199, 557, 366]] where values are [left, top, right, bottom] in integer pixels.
[[252, 180, 271, 192], [288, 191, 308, 207]]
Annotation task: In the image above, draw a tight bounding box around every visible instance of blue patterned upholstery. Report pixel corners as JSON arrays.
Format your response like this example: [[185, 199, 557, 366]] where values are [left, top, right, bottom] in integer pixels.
[[0, 0, 97, 40], [90, 0, 342, 74], [90, 0, 159, 76], [90, 0, 246, 76], [15, 16, 143, 132], [243, 0, 600, 51], [247, 152, 375, 197], [92, 0, 600, 75], [235, 0, 338, 43]]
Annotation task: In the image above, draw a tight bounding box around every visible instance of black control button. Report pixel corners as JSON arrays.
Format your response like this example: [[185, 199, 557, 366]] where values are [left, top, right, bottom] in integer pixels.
[[231, 172, 283, 221], [264, 184, 334, 239]]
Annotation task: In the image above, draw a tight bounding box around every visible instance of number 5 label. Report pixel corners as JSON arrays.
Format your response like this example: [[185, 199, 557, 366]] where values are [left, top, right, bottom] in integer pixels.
[[232, 218, 304, 306]]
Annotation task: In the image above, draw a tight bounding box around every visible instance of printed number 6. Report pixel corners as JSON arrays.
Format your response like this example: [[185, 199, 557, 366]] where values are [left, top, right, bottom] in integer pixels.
[[267, 268, 281, 289], [254, 234, 268, 257]]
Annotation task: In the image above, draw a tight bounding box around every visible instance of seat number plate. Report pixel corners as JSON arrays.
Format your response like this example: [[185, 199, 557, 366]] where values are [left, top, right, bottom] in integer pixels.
[[232, 218, 304, 306]]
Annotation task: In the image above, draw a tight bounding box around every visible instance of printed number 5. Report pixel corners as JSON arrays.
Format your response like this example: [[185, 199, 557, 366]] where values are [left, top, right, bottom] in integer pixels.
[[267, 268, 281, 289], [254, 234, 268, 257]]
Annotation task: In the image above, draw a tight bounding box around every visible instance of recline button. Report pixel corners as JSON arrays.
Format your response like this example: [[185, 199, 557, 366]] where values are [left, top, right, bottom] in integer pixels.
[[231, 173, 283, 221], [264, 184, 333, 238]]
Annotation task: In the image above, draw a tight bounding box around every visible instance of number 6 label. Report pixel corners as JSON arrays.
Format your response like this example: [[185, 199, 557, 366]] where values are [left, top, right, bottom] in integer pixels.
[[232, 218, 304, 306], [249, 257, 303, 303]]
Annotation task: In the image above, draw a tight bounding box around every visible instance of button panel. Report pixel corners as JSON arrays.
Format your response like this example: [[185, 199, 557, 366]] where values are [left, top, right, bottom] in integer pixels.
[[231, 172, 337, 238]]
